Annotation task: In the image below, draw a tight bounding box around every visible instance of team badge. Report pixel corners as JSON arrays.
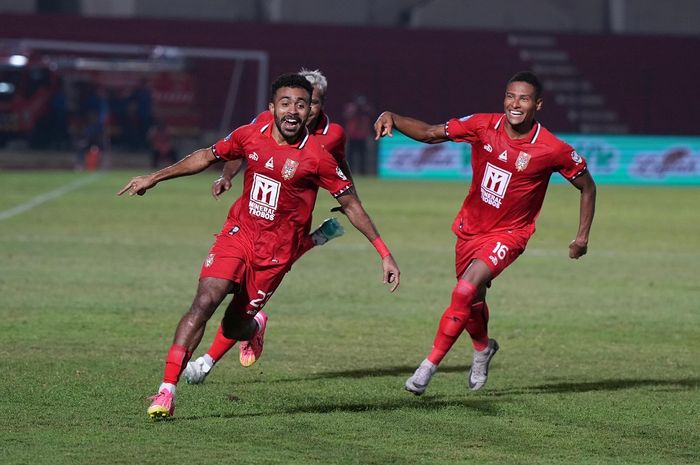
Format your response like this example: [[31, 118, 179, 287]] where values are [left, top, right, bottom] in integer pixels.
[[205, 253, 215, 267], [281, 158, 299, 180], [571, 150, 583, 164], [336, 166, 348, 180], [515, 151, 531, 171]]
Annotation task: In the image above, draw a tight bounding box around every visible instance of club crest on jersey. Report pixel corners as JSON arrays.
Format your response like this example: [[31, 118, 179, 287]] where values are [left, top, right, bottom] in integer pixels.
[[205, 253, 215, 267], [336, 166, 348, 181], [515, 151, 531, 171], [281, 158, 299, 180], [248, 152, 259, 161], [571, 150, 583, 164]]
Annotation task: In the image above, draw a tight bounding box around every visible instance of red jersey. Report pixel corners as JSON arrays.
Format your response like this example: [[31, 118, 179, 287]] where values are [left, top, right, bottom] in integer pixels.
[[253, 110, 346, 163], [212, 120, 352, 266], [446, 113, 587, 238]]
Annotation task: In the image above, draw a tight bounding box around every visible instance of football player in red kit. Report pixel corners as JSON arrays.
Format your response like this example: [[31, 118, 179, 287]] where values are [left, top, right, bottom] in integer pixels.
[[374, 71, 595, 395], [119, 73, 399, 418], [183, 69, 354, 383]]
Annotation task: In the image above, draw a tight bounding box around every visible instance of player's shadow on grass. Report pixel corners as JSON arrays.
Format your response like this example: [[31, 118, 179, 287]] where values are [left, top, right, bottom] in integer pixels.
[[490, 377, 700, 396], [177, 395, 499, 421], [245, 364, 471, 384]]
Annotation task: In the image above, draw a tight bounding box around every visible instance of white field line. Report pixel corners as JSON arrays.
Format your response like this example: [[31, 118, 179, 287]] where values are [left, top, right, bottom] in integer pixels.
[[0, 173, 104, 221]]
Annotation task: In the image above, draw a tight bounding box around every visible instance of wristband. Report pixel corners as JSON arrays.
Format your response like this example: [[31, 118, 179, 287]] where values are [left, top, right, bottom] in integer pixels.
[[371, 237, 391, 259]]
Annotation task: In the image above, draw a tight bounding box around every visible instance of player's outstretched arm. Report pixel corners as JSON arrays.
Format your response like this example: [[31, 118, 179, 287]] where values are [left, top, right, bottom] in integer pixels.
[[568, 171, 596, 259], [374, 111, 449, 144], [336, 192, 400, 292], [118, 147, 218, 197], [212, 159, 245, 200]]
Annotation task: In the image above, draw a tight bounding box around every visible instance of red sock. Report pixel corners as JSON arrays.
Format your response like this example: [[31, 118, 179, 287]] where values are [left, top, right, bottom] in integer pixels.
[[465, 301, 490, 351], [163, 344, 192, 385], [427, 279, 477, 365], [207, 324, 237, 361]]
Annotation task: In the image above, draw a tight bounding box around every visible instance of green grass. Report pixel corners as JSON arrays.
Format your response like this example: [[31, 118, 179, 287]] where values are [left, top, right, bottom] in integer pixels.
[[0, 170, 698, 465]]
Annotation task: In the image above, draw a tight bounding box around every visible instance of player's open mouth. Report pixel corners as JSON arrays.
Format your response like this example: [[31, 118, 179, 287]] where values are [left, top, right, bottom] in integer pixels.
[[509, 110, 524, 117], [281, 116, 300, 131]]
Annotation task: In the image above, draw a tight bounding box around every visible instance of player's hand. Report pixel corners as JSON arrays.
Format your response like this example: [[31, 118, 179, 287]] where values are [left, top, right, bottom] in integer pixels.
[[569, 238, 588, 259], [374, 111, 394, 140], [117, 174, 156, 196], [212, 176, 232, 200], [381, 255, 400, 292]]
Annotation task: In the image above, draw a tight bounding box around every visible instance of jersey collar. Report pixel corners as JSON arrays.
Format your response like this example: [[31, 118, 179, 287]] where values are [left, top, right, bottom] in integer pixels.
[[495, 114, 541, 144]]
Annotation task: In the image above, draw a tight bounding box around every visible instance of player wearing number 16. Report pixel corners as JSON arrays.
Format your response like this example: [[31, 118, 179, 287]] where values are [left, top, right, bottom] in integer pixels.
[[374, 71, 596, 395], [118, 73, 400, 419]]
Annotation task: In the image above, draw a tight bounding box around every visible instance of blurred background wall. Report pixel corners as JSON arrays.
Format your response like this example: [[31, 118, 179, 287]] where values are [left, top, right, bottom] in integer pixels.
[[0, 0, 697, 172]]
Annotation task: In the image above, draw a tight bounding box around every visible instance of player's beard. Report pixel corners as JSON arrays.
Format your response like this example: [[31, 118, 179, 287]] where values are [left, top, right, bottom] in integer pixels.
[[274, 114, 305, 143]]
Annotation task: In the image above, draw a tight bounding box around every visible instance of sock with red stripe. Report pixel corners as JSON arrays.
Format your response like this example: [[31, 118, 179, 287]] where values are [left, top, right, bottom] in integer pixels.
[[163, 343, 192, 385], [465, 301, 490, 352], [427, 279, 477, 365], [207, 324, 237, 362]]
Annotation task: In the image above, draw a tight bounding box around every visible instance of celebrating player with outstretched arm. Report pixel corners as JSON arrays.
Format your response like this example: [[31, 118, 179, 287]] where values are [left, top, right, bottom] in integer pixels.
[[375, 71, 595, 395], [183, 68, 355, 384], [119, 73, 399, 419]]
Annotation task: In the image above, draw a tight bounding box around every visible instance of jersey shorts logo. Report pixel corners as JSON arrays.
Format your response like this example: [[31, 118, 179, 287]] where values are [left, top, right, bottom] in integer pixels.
[[281, 158, 299, 181], [515, 151, 531, 171], [481, 162, 511, 209], [249, 173, 280, 221]]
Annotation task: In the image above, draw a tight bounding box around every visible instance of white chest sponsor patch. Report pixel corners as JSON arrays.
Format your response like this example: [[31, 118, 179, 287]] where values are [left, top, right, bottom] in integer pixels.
[[249, 173, 280, 220], [481, 162, 512, 209]]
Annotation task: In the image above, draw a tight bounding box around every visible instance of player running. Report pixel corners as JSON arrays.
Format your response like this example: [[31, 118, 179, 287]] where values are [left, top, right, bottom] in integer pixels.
[[184, 69, 353, 383], [119, 73, 400, 418], [374, 71, 596, 395]]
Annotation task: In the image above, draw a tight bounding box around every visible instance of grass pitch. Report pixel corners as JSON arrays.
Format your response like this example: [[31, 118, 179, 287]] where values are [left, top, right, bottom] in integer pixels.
[[0, 170, 698, 465]]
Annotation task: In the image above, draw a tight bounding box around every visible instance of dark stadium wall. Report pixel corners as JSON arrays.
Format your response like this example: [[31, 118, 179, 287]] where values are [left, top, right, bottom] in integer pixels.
[[0, 13, 697, 136]]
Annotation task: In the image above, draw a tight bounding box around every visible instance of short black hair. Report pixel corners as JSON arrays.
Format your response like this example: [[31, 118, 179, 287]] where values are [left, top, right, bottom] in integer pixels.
[[507, 71, 543, 99], [269, 73, 313, 102]]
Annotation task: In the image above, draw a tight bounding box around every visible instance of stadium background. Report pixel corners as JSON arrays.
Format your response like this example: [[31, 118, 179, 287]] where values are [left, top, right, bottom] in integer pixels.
[[0, 0, 699, 178]]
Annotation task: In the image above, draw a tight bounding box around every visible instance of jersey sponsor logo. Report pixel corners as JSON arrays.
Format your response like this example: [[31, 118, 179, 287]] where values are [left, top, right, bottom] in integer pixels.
[[249, 152, 259, 161], [515, 151, 531, 171], [249, 173, 280, 221], [481, 162, 511, 209], [205, 253, 215, 267], [265, 157, 274, 169], [498, 150, 508, 161], [484, 144, 493, 153], [281, 158, 299, 180], [571, 150, 583, 164], [336, 166, 348, 181]]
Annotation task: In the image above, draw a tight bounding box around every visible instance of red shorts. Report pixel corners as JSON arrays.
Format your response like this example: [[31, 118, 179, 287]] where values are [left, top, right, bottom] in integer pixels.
[[454, 230, 530, 279], [199, 225, 290, 318]]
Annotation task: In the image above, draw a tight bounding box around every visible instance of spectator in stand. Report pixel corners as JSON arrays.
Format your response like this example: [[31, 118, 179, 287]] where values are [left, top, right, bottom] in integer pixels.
[[343, 94, 373, 174], [148, 120, 178, 168]]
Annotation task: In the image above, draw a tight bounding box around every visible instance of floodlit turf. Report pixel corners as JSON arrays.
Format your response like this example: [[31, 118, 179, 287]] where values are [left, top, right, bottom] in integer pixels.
[[0, 170, 698, 465]]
